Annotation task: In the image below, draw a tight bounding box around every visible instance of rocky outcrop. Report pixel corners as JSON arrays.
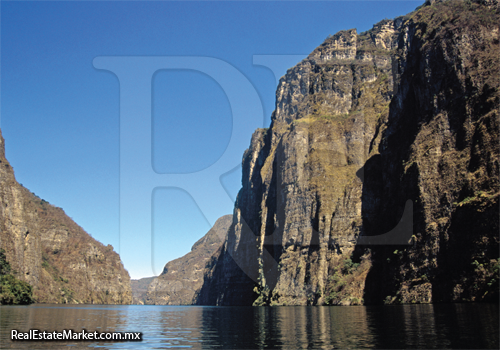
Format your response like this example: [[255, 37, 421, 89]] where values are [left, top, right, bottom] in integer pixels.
[[0, 129, 132, 304], [198, 0, 499, 305], [146, 215, 231, 305]]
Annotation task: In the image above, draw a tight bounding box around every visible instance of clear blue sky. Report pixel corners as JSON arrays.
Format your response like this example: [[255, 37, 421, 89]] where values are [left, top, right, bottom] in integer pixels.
[[1, 0, 422, 279]]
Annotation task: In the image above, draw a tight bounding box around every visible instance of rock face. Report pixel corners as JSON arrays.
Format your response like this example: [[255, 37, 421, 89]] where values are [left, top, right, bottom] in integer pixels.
[[145, 215, 231, 305], [0, 130, 132, 304], [198, 0, 499, 306]]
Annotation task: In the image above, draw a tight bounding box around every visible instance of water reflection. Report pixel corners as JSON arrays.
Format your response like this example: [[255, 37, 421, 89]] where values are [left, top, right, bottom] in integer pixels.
[[0, 304, 498, 349], [199, 304, 498, 349], [203, 306, 392, 349]]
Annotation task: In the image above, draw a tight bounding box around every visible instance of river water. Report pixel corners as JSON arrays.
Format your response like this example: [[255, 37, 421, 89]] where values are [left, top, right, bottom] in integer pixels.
[[0, 303, 498, 349]]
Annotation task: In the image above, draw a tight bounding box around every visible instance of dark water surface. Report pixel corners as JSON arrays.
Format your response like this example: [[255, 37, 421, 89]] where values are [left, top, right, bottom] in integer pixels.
[[0, 303, 498, 349]]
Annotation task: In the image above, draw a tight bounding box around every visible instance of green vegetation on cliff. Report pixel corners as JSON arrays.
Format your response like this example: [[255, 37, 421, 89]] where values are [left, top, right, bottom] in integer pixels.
[[0, 249, 34, 305]]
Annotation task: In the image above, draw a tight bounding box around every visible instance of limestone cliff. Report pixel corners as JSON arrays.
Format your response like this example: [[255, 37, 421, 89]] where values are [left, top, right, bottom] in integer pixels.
[[198, 0, 499, 306], [0, 130, 132, 304], [146, 215, 231, 305]]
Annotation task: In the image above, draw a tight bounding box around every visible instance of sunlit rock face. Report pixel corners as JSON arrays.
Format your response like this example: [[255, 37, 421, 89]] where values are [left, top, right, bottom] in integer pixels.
[[145, 215, 232, 305], [198, 0, 499, 306], [0, 130, 132, 304]]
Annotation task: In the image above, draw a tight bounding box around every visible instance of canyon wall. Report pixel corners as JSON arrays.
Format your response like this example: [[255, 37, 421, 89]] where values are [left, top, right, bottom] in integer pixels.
[[198, 0, 499, 305]]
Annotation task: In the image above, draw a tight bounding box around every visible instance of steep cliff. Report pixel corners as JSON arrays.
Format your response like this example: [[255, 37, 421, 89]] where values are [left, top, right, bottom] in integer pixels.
[[198, 13, 405, 306], [146, 215, 231, 305], [198, 0, 499, 306], [0, 130, 132, 304], [360, 0, 499, 304]]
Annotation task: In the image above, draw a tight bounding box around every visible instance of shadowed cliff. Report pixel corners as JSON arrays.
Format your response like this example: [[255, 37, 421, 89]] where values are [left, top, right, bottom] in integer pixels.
[[360, 0, 499, 304]]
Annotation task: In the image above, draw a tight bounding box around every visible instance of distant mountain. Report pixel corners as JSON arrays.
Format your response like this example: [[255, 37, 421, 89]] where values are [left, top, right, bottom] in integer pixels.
[[146, 215, 231, 305], [131, 277, 155, 304], [197, 0, 499, 306], [0, 129, 132, 304]]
